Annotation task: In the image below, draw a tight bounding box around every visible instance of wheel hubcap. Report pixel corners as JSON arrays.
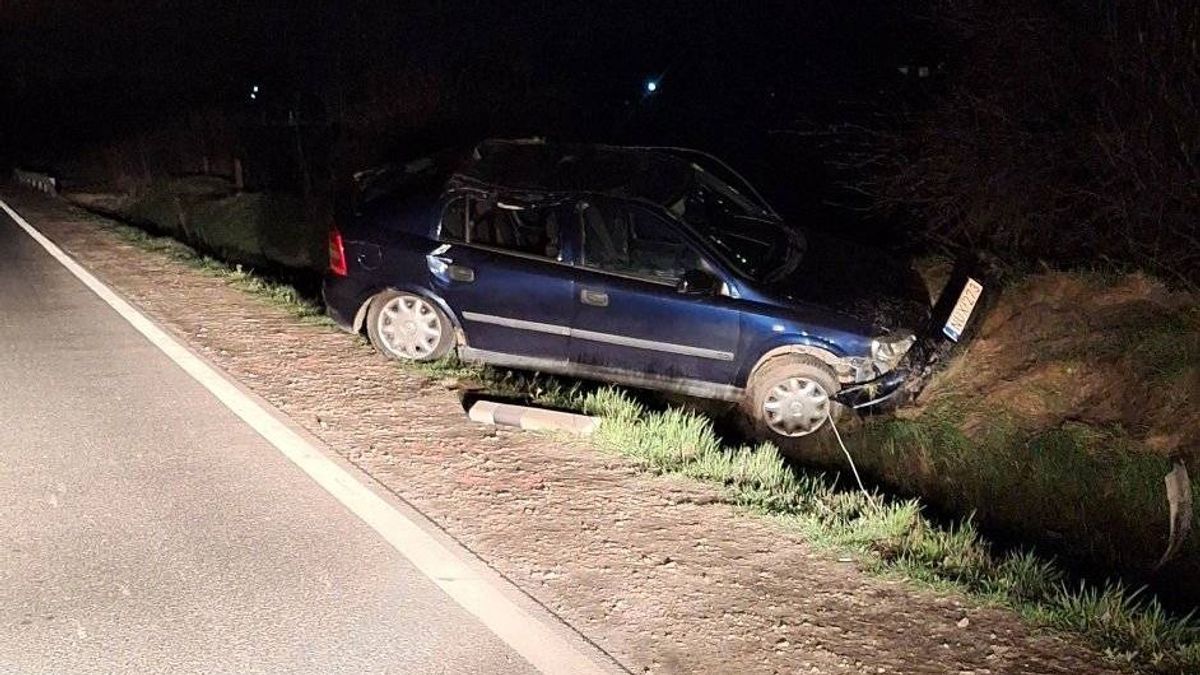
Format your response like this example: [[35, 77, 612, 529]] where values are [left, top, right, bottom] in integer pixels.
[[379, 295, 442, 359], [762, 377, 831, 437]]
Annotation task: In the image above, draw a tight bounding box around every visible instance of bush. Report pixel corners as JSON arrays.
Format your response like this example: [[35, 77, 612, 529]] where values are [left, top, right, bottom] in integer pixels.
[[854, 0, 1200, 286], [122, 177, 325, 272]]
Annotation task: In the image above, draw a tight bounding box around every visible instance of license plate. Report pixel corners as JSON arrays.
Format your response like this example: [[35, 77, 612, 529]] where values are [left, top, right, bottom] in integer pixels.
[[943, 277, 983, 342]]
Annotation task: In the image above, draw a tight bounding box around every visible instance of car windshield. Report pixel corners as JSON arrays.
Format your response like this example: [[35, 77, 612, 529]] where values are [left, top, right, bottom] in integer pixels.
[[668, 167, 801, 281]]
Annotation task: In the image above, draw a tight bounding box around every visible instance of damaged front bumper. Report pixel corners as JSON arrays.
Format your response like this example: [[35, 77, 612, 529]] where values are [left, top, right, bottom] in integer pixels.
[[834, 368, 913, 410], [835, 258, 989, 413]]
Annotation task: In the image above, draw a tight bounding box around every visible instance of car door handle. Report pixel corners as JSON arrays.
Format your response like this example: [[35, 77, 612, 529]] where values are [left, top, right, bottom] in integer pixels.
[[579, 288, 609, 307], [447, 264, 475, 283]]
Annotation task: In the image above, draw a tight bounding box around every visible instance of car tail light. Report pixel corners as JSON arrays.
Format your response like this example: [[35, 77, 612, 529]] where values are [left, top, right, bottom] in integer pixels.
[[328, 227, 348, 277]]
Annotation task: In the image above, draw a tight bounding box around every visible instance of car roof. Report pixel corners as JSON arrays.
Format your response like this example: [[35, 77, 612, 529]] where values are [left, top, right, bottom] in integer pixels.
[[450, 140, 694, 206]]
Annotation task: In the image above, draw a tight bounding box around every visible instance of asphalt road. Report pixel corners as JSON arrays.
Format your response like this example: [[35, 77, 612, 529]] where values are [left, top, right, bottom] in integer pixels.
[[0, 207, 540, 673]]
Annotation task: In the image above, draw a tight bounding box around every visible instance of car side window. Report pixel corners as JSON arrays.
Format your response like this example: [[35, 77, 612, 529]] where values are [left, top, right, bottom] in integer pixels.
[[462, 197, 564, 259], [581, 201, 702, 283]]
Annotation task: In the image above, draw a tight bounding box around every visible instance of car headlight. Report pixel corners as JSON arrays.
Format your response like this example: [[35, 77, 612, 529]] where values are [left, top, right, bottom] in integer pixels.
[[870, 331, 916, 373]]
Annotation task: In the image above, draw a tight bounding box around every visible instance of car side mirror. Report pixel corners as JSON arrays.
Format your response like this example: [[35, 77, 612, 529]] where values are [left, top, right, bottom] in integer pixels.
[[676, 269, 720, 295]]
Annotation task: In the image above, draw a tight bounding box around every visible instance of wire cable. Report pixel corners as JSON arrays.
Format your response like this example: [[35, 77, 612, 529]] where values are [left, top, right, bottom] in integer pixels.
[[827, 412, 875, 505]]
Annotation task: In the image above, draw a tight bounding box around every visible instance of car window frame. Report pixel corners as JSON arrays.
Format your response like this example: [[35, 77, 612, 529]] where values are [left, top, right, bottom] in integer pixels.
[[578, 197, 713, 287], [437, 194, 468, 242], [436, 192, 567, 265]]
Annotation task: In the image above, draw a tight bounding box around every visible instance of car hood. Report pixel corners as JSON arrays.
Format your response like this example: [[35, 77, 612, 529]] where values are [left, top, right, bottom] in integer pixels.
[[758, 233, 931, 335]]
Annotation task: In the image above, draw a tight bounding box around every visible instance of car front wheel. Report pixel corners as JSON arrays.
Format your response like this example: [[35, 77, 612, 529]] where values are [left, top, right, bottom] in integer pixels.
[[744, 355, 842, 439], [366, 291, 454, 362]]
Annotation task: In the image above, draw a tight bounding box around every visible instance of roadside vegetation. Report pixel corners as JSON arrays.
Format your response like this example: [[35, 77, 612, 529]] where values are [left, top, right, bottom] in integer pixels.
[[859, 271, 1199, 584], [833, 2, 1200, 290], [94, 215, 329, 325], [580, 388, 1200, 672], [82, 204, 1200, 671], [74, 177, 324, 273]]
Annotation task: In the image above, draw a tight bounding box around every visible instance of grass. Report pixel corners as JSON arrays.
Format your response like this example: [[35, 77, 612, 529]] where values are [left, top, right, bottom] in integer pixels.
[[857, 404, 1182, 574], [1012, 272, 1200, 388], [122, 178, 324, 272], [1119, 308, 1200, 385], [579, 389, 1200, 671], [99, 210, 1200, 672], [411, 355, 590, 410], [102, 218, 331, 325]]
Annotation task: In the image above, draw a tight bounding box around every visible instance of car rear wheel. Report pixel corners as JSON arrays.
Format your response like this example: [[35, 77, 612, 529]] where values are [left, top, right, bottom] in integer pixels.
[[743, 355, 842, 439], [366, 291, 453, 361]]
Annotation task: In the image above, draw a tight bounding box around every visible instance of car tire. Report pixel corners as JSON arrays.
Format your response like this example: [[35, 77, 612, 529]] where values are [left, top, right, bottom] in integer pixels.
[[366, 290, 454, 362], [742, 355, 844, 441]]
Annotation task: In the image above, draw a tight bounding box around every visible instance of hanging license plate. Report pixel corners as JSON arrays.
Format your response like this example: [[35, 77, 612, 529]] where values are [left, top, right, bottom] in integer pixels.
[[943, 278, 983, 342]]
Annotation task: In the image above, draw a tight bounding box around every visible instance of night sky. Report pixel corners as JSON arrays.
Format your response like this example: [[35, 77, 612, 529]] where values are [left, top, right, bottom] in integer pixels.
[[1, 1, 929, 165]]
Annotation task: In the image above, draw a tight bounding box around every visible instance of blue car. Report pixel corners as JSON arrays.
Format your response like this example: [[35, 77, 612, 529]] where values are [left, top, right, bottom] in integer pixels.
[[324, 140, 980, 440]]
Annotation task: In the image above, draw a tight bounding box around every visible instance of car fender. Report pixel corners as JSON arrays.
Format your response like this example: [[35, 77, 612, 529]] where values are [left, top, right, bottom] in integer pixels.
[[740, 336, 854, 387]]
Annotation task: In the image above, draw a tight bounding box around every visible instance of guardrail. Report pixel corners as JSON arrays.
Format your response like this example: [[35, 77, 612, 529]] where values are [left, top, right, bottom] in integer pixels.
[[13, 169, 58, 195]]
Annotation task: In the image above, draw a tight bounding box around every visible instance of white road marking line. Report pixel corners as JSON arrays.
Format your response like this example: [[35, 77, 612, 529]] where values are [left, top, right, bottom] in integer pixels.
[[0, 199, 613, 675]]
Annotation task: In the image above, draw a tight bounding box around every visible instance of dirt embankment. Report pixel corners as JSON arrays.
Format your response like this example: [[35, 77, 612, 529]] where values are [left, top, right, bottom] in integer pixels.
[[818, 268, 1200, 597], [939, 272, 1198, 457]]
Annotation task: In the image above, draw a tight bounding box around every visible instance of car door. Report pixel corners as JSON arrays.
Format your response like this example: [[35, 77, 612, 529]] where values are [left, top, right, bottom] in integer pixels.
[[568, 198, 742, 390], [430, 193, 576, 365]]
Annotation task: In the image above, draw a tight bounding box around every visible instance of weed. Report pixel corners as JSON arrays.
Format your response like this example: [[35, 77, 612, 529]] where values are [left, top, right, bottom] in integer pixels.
[[1123, 308, 1200, 384], [1031, 583, 1200, 666], [988, 549, 1065, 601]]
